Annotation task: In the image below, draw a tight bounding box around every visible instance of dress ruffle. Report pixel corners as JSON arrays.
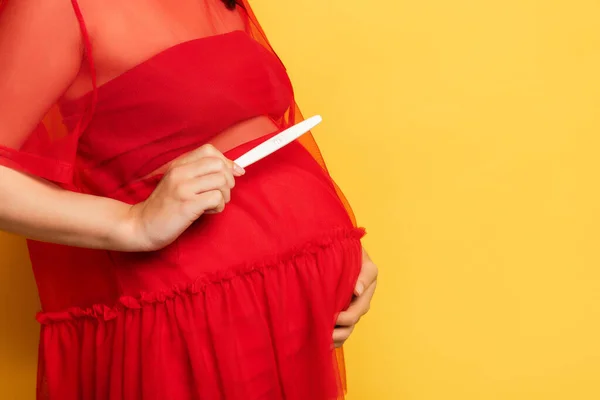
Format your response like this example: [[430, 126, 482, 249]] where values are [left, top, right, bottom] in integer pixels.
[[37, 228, 365, 400], [37, 228, 364, 324]]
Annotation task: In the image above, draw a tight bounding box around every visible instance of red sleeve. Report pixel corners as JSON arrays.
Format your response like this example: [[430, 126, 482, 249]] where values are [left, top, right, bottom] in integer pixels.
[[0, 0, 90, 184]]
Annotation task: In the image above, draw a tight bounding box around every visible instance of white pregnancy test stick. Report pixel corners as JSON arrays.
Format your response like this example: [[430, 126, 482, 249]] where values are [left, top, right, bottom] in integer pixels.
[[234, 115, 322, 168]]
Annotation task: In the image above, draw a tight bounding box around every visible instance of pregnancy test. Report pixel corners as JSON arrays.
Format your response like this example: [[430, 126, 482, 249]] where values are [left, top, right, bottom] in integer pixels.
[[234, 115, 322, 168]]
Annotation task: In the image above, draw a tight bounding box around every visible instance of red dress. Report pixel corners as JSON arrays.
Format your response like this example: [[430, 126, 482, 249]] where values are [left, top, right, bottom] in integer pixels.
[[0, 1, 365, 399]]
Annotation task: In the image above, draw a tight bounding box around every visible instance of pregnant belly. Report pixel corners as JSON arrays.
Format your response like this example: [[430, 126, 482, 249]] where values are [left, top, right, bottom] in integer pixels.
[[111, 140, 356, 294]]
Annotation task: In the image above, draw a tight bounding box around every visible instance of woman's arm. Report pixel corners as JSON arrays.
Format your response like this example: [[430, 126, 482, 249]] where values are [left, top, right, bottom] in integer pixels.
[[0, 0, 132, 250], [0, 0, 241, 252], [0, 167, 139, 250]]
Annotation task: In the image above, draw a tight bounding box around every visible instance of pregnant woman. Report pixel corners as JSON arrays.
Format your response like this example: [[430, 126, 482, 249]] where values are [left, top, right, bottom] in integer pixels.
[[0, 0, 378, 399]]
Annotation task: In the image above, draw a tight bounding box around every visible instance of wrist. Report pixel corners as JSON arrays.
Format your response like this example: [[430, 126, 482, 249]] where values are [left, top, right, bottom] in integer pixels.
[[109, 202, 150, 252]]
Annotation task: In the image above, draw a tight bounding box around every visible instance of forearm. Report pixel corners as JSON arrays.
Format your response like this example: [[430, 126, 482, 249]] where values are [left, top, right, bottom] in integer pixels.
[[0, 165, 137, 251]]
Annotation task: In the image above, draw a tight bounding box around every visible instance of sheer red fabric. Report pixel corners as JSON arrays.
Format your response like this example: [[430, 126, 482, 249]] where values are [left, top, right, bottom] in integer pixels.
[[0, 1, 364, 399]]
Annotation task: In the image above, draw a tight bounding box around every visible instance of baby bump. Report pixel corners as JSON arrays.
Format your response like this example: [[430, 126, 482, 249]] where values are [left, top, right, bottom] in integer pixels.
[[177, 140, 355, 274], [111, 140, 360, 296]]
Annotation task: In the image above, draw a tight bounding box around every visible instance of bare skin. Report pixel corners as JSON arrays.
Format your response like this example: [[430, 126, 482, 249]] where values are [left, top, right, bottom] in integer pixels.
[[0, 0, 376, 347]]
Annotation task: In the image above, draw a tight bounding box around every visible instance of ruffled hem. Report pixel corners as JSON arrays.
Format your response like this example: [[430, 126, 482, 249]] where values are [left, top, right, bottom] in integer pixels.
[[36, 227, 365, 324], [38, 225, 363, 399]]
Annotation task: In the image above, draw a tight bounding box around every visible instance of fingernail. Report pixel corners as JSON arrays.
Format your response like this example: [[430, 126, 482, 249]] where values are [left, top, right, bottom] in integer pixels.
[[355, 282, 364, 296], [232, 163, 245, 176]]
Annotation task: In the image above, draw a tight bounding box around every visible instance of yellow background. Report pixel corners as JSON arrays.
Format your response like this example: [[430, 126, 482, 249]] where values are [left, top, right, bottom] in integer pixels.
[[2, 0, 600, 399]]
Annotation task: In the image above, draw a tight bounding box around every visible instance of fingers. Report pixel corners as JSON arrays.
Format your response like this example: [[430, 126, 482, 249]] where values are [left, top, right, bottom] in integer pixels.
[[333, 325, 354, 348], [331, 248, 378, 347], [172, 156, 234, 189], [182, 162, 233, 214], [164, 153, 238, 216], [170, 157, 235, 186], [171, 144, 245, 177], [354, 249, 379, 296], [195, 190, 227, 214], [168, 156, 234, 197], [332, 279, 376, 347], [181, 172, 232, 203], [336, 279, 377, 327]]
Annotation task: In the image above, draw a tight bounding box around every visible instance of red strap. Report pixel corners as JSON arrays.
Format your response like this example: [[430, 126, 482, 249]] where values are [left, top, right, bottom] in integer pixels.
[[69, 0, 97, 189], [70, 0, 97, 124]]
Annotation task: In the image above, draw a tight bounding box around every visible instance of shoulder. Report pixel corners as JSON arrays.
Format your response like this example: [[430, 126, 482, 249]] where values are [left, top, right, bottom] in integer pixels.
[[0, 0, 83, 52], [0, 0, 85, 137]]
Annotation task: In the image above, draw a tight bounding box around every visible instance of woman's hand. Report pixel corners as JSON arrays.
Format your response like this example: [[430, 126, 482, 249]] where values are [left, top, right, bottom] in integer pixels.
[[333, 247, 378, 348], [126, 144, 245, 251]]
